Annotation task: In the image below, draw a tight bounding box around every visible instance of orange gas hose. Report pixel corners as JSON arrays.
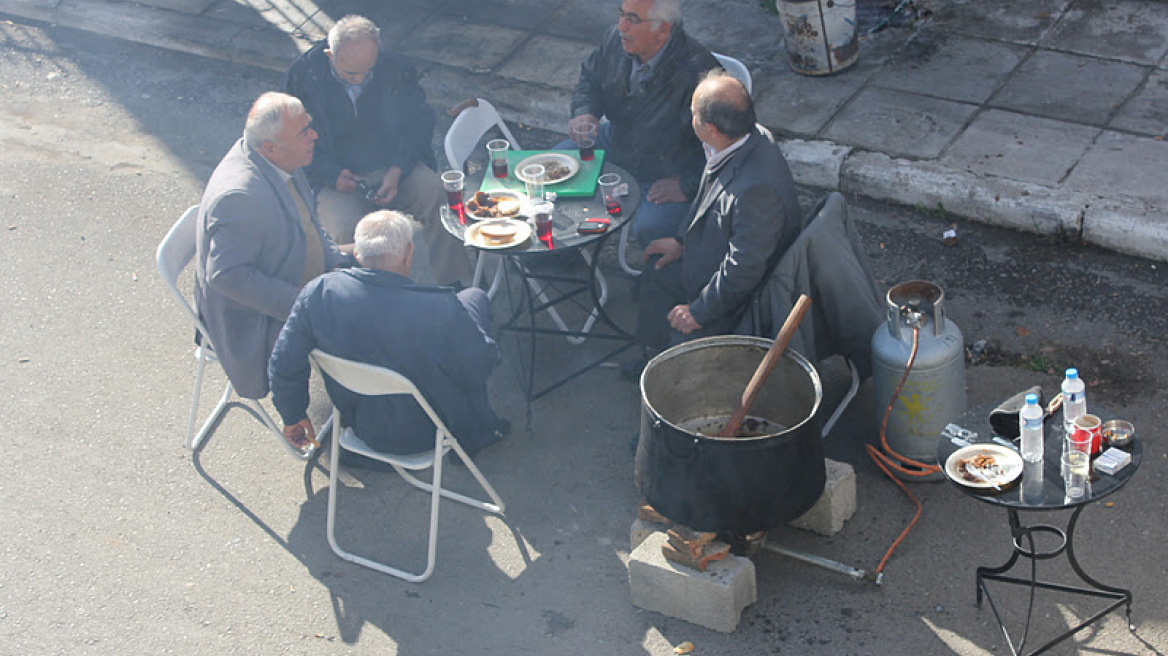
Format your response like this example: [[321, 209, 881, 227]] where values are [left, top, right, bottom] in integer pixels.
[[864, 325, 941, 574]]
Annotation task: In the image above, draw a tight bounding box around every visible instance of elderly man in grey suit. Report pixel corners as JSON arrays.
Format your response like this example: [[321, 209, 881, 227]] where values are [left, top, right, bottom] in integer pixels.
[[626, 71, 801, 375], [195, 92, 350, 451]]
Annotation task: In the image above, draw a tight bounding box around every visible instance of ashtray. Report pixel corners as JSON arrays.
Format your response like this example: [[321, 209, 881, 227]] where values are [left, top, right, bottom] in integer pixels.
[[1102, 419, 1134, 447]]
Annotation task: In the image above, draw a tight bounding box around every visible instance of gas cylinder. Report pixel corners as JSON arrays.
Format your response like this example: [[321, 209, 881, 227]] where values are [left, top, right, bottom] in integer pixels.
[[870, 281, 966, 480]]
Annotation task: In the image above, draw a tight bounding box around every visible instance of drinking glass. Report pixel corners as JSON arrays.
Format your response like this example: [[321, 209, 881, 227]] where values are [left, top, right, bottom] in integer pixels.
[[1061, 451, 1089, 498], [531, 199, 554, 247], [522, 164, 546, 201], [598, 172, 622, 216], [441, 170, 466, 224], [487, 139, 510, 179]]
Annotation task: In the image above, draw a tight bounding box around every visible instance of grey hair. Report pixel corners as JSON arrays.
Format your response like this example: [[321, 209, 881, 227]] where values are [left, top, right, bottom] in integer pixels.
[[646, 0, 682, 26], [354, 210, 416, 264], [328, 15, 381, 54], [243, 92, 305, 150]]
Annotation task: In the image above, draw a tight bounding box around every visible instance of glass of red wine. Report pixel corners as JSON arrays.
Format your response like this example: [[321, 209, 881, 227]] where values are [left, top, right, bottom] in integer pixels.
[[486, 139, 510, 179], [531, 199, 555, 248], [598, 172, 622, 216], [440, 170, 466, 224]]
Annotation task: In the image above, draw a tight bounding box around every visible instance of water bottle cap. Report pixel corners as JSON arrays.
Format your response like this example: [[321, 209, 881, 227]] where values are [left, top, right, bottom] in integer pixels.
[[1066, 368, 1079, 379], [1025, 393, 1038, 404]]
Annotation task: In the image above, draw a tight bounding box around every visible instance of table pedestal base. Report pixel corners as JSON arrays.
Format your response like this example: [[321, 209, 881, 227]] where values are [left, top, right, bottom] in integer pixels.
[[976, 507, 1134, 656]]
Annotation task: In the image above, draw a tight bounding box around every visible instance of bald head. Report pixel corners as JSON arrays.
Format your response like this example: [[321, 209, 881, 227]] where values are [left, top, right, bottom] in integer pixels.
[[691, 70, 756, 142]]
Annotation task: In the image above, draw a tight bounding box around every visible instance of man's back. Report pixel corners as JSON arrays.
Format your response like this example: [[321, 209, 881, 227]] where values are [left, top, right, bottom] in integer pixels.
[[269, 268, 500, 455]]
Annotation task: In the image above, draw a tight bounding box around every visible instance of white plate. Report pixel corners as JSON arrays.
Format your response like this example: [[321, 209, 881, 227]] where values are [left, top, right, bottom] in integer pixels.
[[465, 190, 526, 221], [514, 153, 580, 185], [464, 219, 532, 250], [944, 444, 1024, 490]]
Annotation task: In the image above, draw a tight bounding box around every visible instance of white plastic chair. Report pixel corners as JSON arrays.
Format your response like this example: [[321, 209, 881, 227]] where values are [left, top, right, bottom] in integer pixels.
[[156, 206, 315, 459], [713, 52, 753, 94], [444, 98, 608, 344], [309, 349, 505, 583]]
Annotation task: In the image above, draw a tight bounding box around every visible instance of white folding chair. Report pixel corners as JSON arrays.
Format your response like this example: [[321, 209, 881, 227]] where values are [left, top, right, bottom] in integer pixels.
[[309, 349, 505, 583], [713, 52, 753, 94], [156, 205, 316, 459], [445, 98, 607, 345]]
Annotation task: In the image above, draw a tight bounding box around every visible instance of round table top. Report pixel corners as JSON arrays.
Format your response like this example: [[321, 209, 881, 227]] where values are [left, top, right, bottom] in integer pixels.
[[441, 160, 641, 255], [935, 403, 1142, 510]]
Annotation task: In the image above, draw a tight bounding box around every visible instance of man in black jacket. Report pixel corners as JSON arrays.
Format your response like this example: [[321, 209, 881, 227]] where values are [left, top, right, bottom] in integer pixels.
[[570, 0, 718, 246], [283, 15, 472, 285], [629, 71, 801, 370]]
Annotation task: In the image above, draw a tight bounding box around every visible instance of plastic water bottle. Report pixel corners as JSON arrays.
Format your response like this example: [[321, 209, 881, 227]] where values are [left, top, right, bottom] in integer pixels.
[[1020, 393, 1044, 463], [1061, 368, 1087, 434]]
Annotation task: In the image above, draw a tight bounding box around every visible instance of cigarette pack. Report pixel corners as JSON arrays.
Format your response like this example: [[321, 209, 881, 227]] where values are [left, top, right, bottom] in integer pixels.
[[1094, 447, 1132, 475]]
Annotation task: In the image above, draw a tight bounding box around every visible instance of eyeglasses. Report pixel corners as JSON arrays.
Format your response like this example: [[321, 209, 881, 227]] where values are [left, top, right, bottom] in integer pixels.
[[617, 10, 658, 25]]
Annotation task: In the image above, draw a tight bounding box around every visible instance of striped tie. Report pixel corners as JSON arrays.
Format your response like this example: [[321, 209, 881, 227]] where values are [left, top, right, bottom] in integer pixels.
[[286, 178, 325, 285]]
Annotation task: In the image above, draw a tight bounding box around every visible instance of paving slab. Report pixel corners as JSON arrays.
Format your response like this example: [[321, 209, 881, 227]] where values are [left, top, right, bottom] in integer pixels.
[[435, 0, 564, 32], [134, 0, 214, 14], [496, 35, 592, 90], [824, 87, 977, 158], [399, 18, 528, 75], [871, 31, 1027, 104], [318, 0, 438, 45], [54, 0, 251, 61], [680, 0, 786, 64], [1110, 68, 1168, 136], [943, 109, 1100, 186], [930, 0, 1071, 45], [1041, 0, 1168, 64], [1066, 130, 1168, 203], [538, 0, 612, 44], [990, 49, 1148, 126]]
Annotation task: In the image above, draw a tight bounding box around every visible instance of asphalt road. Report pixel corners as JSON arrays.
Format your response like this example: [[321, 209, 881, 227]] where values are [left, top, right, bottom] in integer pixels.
[[1, 19, 1165, 656]]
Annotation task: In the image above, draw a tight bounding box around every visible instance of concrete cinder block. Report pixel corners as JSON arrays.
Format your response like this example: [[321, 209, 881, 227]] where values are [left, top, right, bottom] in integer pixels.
[[628, 532, 756, 633], [791, 459, 856, 536], [630, 518, 671, 551]]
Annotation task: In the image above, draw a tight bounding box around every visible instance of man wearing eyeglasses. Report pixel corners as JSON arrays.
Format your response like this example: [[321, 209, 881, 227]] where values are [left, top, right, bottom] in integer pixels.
[[569, 0, 718, 248]]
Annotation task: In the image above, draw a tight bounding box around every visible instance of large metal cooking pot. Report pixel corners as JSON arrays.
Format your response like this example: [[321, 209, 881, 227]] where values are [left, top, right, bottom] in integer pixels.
[[635, 336, 826, 533]]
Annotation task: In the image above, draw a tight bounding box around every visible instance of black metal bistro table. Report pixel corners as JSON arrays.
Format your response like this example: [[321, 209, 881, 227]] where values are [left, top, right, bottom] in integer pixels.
[[442, 160, 641, 401], [936, 405, 1142, 656]]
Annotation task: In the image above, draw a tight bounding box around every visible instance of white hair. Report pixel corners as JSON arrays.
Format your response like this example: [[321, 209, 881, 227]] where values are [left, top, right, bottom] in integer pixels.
[[328, 15, 381, 54], [354, 210, 416, 264], [646, 0, 682, 25], [243, 92, 304, 150]]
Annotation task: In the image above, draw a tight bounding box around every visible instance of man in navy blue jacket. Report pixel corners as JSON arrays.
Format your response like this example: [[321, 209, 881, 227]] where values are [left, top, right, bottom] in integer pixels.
[[283, 15, 472, 285], [268, 210, 504, 456]]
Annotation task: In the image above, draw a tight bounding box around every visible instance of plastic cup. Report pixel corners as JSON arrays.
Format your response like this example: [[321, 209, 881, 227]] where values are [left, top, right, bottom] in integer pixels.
[[532, 199, 554, 247], [1062, 451, 1089, 498], [441, 170, 466, 224], [576, 136, 595, 161], [487, 139, 510, 179], [1065, 430, 1092, 455], [522, 164, 545, 201], [1072, 413, 1102, 456], [598, 172, 622, 216]]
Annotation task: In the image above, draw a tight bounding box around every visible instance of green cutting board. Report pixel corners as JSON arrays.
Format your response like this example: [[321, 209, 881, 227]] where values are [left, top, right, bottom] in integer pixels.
[[479, 150, 606, 198]]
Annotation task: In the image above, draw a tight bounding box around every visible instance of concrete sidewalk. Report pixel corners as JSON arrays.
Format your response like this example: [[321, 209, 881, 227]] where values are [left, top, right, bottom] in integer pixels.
[[6, 0, 1168, 262]]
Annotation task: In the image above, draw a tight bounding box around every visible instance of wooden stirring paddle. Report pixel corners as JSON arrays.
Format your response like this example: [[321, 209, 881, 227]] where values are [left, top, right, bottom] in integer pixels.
[[717, 294, 812, 438]]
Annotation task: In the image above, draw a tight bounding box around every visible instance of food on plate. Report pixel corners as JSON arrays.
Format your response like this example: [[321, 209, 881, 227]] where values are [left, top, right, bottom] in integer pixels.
[[477, 221, 519, 245], [957, 453, 1001, 483], [466, 191, 521, 218], [542, 160, 572, 183]]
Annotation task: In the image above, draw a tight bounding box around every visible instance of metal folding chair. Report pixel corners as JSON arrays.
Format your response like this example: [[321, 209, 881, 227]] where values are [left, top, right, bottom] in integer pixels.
[[310, 349, 505, 582], [155, 205, 316, 459]]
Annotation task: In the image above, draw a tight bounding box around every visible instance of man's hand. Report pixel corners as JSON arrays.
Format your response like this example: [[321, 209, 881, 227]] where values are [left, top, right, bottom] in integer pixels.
[[668, 304, 702, 335], [336, 169, 360, 193], [568, 113, 599, 137], [646, 177, 687, 204], [282, 418, 320, 450], [374, 166, 403, 206], [643, 236, 683, 270]]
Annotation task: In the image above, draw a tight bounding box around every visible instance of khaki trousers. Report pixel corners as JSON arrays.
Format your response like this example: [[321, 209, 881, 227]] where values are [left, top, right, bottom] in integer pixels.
[[316, 164, 474, 285]]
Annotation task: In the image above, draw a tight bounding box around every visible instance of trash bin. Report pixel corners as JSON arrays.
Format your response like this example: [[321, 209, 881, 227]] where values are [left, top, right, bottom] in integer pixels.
[[776, 0, 859, 75]]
